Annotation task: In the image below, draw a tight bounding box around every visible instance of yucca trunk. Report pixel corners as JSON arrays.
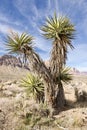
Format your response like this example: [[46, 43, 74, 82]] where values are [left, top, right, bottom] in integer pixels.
[[50, 40, 66, 108], [54, 82, 65, 108], [50, 40, 66, 76], [27, 50, 55, 108]]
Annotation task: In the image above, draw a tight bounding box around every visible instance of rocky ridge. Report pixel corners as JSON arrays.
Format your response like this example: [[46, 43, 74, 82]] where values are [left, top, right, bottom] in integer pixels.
[[0, 55, 22, 67], [0, 54, 30, 70], [0, 55, 87, 75]]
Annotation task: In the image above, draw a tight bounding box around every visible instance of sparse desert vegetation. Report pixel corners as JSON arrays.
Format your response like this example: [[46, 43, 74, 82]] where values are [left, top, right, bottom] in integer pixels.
[[0, 65, 87, 130]]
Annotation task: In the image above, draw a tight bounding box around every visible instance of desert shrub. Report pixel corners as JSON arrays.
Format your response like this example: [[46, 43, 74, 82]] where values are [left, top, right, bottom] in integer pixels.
[[72, 116, 84, 127], [74, 87, 87, 102], [15, 125, 29, 130], [23, 112, 54, 129], [25, 103, 50, 118], [24, 113, 41, 127]]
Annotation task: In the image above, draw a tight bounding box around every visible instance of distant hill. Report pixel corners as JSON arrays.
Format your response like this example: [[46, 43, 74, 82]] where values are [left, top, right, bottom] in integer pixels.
[[71, 68, 87, 75], [0, 55, 22, 67], [0, 55, 29, 81], [0, 55, 87, 75], [0, 54, 30, 70]]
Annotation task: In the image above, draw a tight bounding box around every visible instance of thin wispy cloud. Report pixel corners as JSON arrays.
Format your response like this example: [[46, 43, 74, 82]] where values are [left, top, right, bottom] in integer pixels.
[[13, 0, 38, 19], [34, 36, 52, 60]]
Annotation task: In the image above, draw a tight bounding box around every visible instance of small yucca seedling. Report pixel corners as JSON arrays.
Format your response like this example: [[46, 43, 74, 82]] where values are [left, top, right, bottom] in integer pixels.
[[21, 73, 44, 103]]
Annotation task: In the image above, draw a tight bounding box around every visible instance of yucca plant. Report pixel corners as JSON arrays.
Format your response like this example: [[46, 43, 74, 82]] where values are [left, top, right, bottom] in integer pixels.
[[21, 73, 44, 103], [41, 13, 75, 107], [6, 12, 75, 110], [6, 31, 55, 109]]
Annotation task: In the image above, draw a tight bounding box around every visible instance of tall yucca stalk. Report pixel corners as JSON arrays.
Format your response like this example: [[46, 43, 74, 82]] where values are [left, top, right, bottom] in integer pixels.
[[41, 13, 75, 107], [41, 13, 75, 78]]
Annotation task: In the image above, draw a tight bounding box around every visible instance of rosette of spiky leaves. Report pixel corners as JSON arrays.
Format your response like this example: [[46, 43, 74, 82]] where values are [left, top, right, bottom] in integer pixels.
[[6, 32, 34, 56], [41, 13, 75, 43], [6, 32, 34, 64], [56, 67, 72, 84], [21, 73, 44, 102]]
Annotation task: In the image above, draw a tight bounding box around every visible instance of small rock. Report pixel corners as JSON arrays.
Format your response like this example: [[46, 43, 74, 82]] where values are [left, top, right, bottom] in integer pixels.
[[3, 90, 13, 97], [0, 80, 2, 83], [3, 81, 12, 86]]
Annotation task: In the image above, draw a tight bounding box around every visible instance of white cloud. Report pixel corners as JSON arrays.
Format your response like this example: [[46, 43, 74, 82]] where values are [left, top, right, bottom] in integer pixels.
[[0, 24, 9, 34], [0, 23, 22, 35], [0, 11, 24, 27], [13, 0, 60, 30], [35, 36, 51, 52], [13, 0, 38, 20], [0, 43, 5, 49], [61, 0, 87, 35], [33, 35, 52, 60], [0, 49, 6, 55], [0, 13, 9, 23], [0, 43, 7, 55], [13, 0, 41, 32], [48, 0, 51, 10]]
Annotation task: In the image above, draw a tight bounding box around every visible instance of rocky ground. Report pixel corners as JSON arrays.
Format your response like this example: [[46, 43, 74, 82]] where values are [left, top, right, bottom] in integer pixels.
[[0, 65, 87, 130]]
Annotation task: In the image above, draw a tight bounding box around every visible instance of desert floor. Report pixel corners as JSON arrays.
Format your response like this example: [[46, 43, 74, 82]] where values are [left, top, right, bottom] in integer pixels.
[[0, 66, 87, 130]]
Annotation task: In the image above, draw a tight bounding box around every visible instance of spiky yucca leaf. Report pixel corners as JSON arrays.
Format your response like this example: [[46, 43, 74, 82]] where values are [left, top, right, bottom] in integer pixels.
[[57, 67, 72, 84], [6, 32, 34, 54], [21, 73, 44, 101]]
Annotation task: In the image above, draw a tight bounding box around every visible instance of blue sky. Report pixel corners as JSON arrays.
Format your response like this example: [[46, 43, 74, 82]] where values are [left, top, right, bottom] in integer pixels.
[[0, 0, 87, 71]]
